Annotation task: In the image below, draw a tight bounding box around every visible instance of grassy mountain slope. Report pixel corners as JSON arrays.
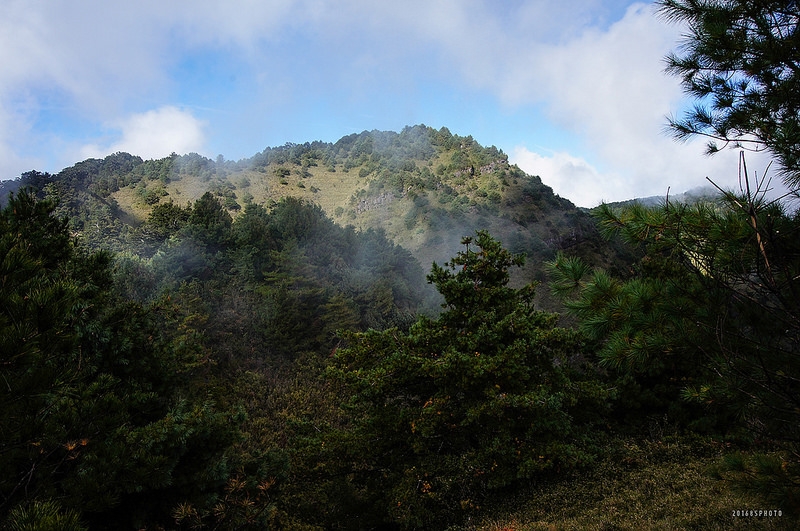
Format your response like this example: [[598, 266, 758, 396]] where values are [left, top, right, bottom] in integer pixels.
[[2, 125, 629, 303]]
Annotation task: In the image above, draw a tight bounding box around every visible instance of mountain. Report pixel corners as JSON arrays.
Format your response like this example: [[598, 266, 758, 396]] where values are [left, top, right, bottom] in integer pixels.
[[0, 125, 631, 304], [603, 185, 720, 209]]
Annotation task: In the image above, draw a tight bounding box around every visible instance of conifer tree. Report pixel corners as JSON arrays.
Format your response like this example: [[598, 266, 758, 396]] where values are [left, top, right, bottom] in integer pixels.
[[549, 176, 800, 508], [0, 190, 240, 528], [327, 231, 610, 528], [660, 0, 800, 186], [543, 0, 800, 511]]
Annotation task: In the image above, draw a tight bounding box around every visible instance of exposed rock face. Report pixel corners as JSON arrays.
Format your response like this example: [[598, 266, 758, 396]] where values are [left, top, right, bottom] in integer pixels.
[[354, 191, 396, 214]]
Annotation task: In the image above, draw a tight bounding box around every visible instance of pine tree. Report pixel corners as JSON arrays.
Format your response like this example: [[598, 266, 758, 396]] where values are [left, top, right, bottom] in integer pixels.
[[659, 0, 800, 186], [549, 179, 800, 509], [0, 190, 241, 528], [326, 231, 610, 528]]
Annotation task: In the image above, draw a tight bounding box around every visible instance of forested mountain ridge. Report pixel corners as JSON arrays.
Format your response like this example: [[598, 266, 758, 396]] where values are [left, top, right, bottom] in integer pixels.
[[0, 125, 627, 292]]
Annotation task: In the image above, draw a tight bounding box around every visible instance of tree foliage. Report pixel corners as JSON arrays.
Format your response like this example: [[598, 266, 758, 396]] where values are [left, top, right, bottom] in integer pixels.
[[0, 191, 241, 528], [550, 174, 800, 506], [660, 0, 800, 186], [327, 231, 610, 528], [535, 0, 800, 513]]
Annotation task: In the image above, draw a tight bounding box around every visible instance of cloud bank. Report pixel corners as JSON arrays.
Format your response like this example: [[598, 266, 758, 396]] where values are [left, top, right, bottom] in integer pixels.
[[80, 106, 207, 161], [510, 147, 615, 207]]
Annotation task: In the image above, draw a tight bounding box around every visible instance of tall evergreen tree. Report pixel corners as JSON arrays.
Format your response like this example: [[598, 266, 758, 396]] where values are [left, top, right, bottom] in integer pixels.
[[549, 174, 800, 509], [325, 231, 610, 529], [541, 1, 800, 511]]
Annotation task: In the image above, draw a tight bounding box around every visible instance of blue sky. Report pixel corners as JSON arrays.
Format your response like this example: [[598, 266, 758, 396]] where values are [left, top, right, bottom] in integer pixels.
[[0, 0, 772, 206]]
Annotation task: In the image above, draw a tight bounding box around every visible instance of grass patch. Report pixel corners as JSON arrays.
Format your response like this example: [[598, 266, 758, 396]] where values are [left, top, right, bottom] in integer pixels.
[[468, 436, 792, 531]]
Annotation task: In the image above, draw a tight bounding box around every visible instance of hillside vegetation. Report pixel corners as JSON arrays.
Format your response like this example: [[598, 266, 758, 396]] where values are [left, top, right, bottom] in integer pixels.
[[3, 126, 627, 296]]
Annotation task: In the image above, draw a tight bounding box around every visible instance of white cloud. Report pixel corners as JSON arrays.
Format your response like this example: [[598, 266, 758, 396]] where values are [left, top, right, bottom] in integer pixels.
[[510, 146, 621, 207], [462, 2, 777, 205], [316, 1, 728, 204], [511, 144, 782, 208], [496, 4, 691, 199], [80, 106, 207, 161], [0, 1, 170, 111], [0, 100, 40, 179]]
